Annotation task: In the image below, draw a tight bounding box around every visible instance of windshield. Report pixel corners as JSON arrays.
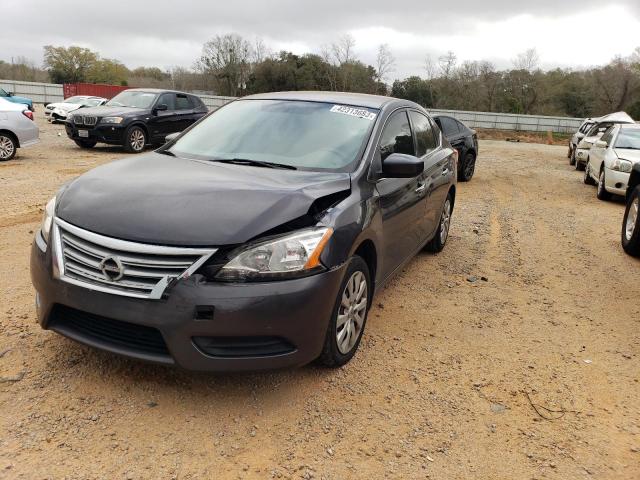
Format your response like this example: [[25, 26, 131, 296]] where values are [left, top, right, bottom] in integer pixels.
[[64, 96, 84, 103], [107, 91, 157, 109], [615, 129, 640, 150], [0, 89, 7, 97], [169, 99, 378, 171]]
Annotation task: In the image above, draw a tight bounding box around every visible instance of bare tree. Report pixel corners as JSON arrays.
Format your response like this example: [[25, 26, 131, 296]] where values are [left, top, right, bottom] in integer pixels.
[[513, 48, 540, 72], [424, 54, 437, 80], [375, 44, 395, 84], [438, 51, 457, 78], [252, 37, 270, 64], [198, 34, 253, 96], [331, 34, 356, 65]]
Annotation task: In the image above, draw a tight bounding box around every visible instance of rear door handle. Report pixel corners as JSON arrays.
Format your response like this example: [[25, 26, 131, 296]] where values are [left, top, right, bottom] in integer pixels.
[[442, 168, 449, 176], [415, 182, 426, 194]]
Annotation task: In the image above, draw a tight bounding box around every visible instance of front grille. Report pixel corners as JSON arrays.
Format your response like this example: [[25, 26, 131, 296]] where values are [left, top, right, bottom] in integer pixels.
[[48, 305, 171, 359], [53, 218, 217, 299], [72, 115, 98, 126]]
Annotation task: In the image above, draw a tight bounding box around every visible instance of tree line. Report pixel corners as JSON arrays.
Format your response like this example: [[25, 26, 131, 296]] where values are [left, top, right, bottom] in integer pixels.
[[1, 35, 639, 119]]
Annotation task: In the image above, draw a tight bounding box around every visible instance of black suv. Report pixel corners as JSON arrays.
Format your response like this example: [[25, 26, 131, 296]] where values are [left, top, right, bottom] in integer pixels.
[[432, 115, 478, 181], [65, 89, 208, 153]]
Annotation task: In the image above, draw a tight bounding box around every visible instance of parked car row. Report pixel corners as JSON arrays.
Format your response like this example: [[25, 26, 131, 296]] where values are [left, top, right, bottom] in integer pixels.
[[567, 112, 640, 257]]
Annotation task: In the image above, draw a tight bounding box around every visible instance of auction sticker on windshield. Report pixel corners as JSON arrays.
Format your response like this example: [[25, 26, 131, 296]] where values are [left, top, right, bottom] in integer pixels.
[[330, 105, 377, 121]]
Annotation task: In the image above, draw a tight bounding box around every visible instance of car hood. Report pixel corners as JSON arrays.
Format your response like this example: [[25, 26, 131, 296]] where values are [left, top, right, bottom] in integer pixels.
[[70, 105, 148, 117], [56, 153, 351, 246], [49, 102, 80, 112], [615, 149, 640, 164]]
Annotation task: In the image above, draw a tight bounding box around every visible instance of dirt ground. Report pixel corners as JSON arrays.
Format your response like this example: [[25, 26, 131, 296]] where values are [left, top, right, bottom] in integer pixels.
[[0, 114, 639, 480]]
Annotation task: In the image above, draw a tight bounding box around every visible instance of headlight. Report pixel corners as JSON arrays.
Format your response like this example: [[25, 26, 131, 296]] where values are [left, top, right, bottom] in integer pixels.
[[611, 158, 633, 173], [101, 116, 124, 124], [215, 227, 333, 281], [41, 196, 56, 243]]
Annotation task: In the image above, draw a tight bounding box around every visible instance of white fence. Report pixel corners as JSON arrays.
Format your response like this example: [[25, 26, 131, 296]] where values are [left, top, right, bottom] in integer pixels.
[[1, 78, 584, 133], [428, 108, 584, 134], [0, 79, 64, 104]]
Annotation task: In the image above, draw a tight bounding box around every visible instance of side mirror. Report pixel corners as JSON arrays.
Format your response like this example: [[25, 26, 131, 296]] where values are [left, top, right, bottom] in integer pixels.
[[165, 132, 179, 143], [7, 91, 13, 97], [382, 153, 424, 178], [153, 104, 168, 115], [594, 140, 607, 148]]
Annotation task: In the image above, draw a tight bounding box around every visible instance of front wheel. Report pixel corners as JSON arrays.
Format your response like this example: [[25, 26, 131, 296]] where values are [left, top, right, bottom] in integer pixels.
[[583, 162, 596, 185], [570, 147, 576, 166], [458, 151, 476, 182], [596, 169, 611, 201], [425, 192, 453, 253], [0, 133, 17, 161], [622, 186, 640, 257], [124, 125, 147, 153], [318, 256, 371, 367]]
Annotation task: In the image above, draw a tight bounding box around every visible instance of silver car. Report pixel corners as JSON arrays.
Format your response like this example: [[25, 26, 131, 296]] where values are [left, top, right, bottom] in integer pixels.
[[0, 97, 39, 160], [584, 124, 640, 200], [574, 112, 634, 171], [44, 96, 107, 123]]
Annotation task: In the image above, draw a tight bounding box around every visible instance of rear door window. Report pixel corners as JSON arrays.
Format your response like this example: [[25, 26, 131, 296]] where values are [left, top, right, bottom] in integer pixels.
[[380, 111, 415, 160], [439, 117, 460, 137], [176, 94, 193, 111], [409, 111, 437, 157]]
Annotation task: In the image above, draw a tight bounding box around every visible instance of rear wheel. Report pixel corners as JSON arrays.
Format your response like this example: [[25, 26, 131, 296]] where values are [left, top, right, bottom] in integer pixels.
[[425, 192, 453, 253], [318, 256, 371, 367], [569, 146, 576, 166], [74, 139, 97, 149], [622, 186, 640, 256], [458, 151, 476, 182], [596, 169, 611, 201], [0, 133, 17, 161], [124, 125, 147, 153]]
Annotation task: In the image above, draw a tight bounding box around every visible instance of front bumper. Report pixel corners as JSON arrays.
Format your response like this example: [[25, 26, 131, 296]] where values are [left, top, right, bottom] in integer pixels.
[[65, 122, 126, 145], [604, 167, 630, 196], [575, 148, 589, 164], [30, 236, 345, 371]]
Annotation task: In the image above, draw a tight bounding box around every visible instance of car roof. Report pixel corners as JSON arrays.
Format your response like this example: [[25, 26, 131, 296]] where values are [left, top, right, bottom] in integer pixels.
[[0, 97, 28, 111], [123, 88, 194, 95], [242, 91, 407, 109], [599, 111, 634, 123]]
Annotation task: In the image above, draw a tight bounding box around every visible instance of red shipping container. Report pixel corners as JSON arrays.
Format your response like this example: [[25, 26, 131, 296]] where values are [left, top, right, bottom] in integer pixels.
[[63, 83, 130, 100]]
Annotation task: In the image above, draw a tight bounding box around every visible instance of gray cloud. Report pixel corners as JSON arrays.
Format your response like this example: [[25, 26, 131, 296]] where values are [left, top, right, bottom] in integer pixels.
[[2, 0, 639, 79]]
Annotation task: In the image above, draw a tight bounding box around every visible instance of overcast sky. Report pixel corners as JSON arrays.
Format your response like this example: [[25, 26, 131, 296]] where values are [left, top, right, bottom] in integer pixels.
[[2, 0, 639, 79]]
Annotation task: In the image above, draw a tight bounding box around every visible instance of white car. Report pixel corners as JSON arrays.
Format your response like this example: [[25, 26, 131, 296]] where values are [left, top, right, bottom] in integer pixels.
[[0, 97, 39, 161], [44, 96, 107, 123], [568, 117, 597, 165], [584, 124, 640, 200], [574, 112, 634, 170]]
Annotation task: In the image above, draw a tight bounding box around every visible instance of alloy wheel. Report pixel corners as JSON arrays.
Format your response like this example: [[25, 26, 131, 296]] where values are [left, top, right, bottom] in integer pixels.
[[130, 129, 145, 152], [440, 199, 452, 244], [626, 197, 639, 241], [336, 271, 368, 354], [0, 135, 15, 160]]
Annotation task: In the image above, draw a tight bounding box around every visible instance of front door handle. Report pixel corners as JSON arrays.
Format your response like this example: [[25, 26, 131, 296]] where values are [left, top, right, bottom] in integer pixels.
[[442, 168, 449, 176], [415, 182, 426, 194]]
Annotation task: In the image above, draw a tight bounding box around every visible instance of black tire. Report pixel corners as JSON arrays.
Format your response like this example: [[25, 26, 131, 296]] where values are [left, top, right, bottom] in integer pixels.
[[583, 162, 596, 185], [318, 256, 371, 368], [622, 186, 640, 257], [458, 151, 476, 182], [74, 139, 97, 149], [567, 145, 572, 160], [0, 133, 17, 161], [123, 125, 147, 153], [596, 168, 611, 201], [569, 147, 576, 166], [425, 191, 453, 253]]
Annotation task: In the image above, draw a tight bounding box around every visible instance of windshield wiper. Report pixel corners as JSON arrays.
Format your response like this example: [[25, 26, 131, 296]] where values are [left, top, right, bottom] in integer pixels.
[[214, 158, 297, 170]]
